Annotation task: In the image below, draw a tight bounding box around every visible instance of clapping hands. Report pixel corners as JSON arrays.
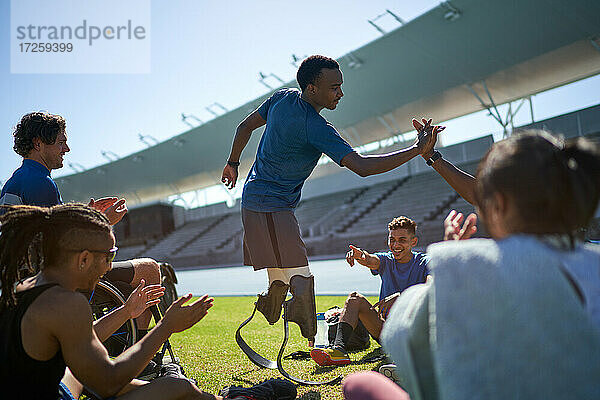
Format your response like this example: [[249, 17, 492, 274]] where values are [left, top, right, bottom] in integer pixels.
[[162, 294, 214, 333], [88, 197, 128, 225], [444, 209, 477, 241], [124, 279, 165, 319]]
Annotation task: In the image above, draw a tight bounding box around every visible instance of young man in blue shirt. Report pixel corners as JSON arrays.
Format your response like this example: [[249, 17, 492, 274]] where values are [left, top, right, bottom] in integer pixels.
[[1, 112, 161, 338], [221, 55, 442, 345], [311, 216, 430, 366]]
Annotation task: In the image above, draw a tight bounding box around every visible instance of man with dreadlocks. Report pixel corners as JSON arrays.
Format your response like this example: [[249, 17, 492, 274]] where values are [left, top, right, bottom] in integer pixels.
[[0, 204, 296, 400], [1, 111, 161, 341]]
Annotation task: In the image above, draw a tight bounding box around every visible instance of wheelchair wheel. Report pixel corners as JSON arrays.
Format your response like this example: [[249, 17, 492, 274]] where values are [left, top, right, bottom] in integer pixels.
[[88, 280, 137, 357], [159, 262, 178, 315]]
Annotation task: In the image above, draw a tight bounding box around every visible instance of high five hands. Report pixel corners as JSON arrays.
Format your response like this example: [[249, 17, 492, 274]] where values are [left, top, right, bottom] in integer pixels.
[[412, 117, 445, 158]]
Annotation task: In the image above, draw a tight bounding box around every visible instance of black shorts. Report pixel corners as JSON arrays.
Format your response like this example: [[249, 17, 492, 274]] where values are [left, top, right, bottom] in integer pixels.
[[104, 261, 135, 284]]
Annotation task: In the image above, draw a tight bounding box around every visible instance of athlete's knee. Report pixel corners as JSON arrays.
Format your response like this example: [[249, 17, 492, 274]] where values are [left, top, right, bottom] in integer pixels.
[[345, 292, 368, 310], [156, 377, 199, 397], [131, 258, 161, 285]]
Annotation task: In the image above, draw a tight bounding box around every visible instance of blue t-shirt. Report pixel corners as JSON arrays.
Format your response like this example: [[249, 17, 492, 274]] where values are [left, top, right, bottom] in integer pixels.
[[0, 159, 62, 207], [242, 88, 355, 212], [371, 251, 430, 300]]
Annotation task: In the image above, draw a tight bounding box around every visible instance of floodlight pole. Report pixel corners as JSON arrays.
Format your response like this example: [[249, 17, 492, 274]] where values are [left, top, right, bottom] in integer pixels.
[[139, 133, 159, 147], [368, 9, 405, 35], [181, 113, 203, 128], [206, 102, 228, 117], [68, 162, 85, 173], [259, 72, 284, 90], [101, 150, 119, 162]]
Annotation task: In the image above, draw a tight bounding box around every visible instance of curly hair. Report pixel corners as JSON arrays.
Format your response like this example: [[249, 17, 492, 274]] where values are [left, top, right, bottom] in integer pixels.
[[0, 204, 111, 311], [388, 216, 417, 235], [13, 112, 66, 157], [296, 55, 339, 91]]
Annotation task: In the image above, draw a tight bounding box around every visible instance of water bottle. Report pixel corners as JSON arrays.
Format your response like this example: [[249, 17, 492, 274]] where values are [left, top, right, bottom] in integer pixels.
[[314, 312, 328, 348]]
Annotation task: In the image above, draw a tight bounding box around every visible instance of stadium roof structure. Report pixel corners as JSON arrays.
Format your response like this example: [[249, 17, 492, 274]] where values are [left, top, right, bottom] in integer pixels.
[[56, 0, 600, 204]]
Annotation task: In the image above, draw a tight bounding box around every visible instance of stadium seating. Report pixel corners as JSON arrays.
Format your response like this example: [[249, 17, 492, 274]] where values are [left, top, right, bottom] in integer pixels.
[[116, 160, 484, 267]]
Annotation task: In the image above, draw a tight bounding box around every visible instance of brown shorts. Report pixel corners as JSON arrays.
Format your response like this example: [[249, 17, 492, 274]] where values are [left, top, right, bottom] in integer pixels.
[[242, 208, 309, 270]]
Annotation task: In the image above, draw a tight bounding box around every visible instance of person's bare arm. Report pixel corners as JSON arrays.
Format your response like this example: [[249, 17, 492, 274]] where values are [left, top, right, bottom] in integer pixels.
[[412, 118, 477, 205], [93, 280, 164, 342], [221, 111, 266, 189], [341, 147, 420, 177], [346, 245, 380, 270], [341, 123, 444, 177], [53, 292, 212, 398], [429, 159, 477, 205]]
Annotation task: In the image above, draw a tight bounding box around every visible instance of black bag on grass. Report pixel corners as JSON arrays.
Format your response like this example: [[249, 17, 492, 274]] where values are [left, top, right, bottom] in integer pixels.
[[325, 306, 370, 351]]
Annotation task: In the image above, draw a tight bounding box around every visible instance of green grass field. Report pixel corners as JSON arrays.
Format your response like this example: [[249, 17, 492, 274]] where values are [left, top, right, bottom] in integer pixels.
[[169, 295, 388, 399]]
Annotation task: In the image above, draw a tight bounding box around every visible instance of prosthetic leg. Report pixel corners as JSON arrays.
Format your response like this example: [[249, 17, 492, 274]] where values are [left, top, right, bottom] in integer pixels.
[[236, 275, 341, 385]]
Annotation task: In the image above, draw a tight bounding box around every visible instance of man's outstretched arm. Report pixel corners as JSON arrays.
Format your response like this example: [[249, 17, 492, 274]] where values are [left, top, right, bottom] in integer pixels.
[[346, 245, 380, 270], [221, 110, 266, 189], [341, 124, 444, 177]]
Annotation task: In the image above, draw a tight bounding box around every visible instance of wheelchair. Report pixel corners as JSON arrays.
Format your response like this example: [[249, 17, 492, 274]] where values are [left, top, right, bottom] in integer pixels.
[[87, 262, 180, 359]]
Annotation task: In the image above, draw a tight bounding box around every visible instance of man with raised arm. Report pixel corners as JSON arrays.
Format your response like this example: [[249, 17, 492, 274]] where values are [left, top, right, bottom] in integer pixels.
[[310, 216, 430, 366], [221, 55, 443, 346], [1, 112, 161, 338]]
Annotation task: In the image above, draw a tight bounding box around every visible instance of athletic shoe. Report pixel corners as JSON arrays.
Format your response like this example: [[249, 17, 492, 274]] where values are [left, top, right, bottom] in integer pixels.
[[310, 347, 351, 366], [137, 359, 160, 380], [378, 363, 399, 383], [220, 378, 297, 400], [159, 362, 184, 379]]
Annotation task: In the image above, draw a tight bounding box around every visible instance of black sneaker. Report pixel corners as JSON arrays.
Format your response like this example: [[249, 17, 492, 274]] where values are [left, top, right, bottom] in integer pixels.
[[220, 378, 297, 400], [137, 360, 159, 380], [159, 362, 184, 379]]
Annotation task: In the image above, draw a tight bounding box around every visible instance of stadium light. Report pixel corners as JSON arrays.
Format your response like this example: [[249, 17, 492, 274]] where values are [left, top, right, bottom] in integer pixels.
[[258, 72, 284, 90], [101, 150, 119, 162], [68, 162, 85, 173], [205, 102, 228, 117], [368, 9, 404, 35], [181, 113, 202, 128], [173, 138, 186, 148], [291, 54, 307, 68], [138, 133, 159, 147], [441, 1, 461, 21], [345, 52, 363, 69]]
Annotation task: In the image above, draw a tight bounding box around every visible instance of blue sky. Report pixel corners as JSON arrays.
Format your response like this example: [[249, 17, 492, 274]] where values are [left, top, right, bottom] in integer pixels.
[[1, 0, 599, 204]]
